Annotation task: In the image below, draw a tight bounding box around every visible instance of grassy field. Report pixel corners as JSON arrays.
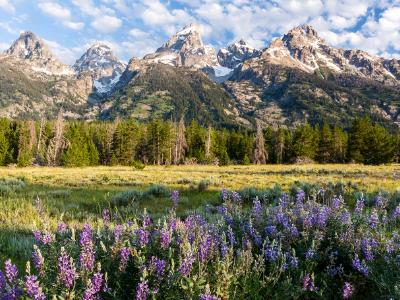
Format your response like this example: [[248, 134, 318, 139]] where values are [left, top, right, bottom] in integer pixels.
[[0, 164, 399, 269]]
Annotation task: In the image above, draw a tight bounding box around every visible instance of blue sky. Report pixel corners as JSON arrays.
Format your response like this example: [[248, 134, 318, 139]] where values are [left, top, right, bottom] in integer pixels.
[[0, 0, 399, 64]]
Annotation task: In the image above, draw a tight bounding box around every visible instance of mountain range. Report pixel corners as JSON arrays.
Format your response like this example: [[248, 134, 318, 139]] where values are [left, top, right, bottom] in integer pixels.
[[0, 24, 399, 128]]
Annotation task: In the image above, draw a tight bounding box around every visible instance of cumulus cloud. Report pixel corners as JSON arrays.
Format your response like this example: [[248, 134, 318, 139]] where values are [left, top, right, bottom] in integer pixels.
[[0, 0, 15, 13], [44, 39, 85, 64], [91, 15, 122, 34], [38, 1, 85, 31]]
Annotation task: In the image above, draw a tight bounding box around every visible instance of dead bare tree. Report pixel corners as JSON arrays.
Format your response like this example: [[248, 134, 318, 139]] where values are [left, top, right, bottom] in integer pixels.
[[253, 121, 268, 164], [173, 116, 187, 164], [46, 111, 69, 166], [205, 126, 212, 158]]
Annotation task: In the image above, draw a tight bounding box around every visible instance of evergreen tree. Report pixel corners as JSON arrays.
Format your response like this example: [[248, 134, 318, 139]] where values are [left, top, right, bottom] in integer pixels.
[[186, 120, 206, 162], [292, 122, 319, 161], [363, 124, 396, 165], [317, 122, 333, 163], [272, 127, 286, 164], [147, 120, 173, 165], [16, 121, 34, 167], [111, 120, 139, 165], [348, 117, 371, 163], [62, 123, 99, 167], [331, 125, 348, 163], [0, 118, 13, 166]]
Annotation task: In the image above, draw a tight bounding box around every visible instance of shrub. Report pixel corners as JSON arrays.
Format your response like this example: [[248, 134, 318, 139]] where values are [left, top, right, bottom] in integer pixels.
[[197, 180, 210, 192], [143, 184, 170, 199], [110, 190, 143, 207]]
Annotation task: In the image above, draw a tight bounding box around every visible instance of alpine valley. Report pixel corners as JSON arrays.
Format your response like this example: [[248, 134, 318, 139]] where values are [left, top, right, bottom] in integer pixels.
[[0, 24, 399, 128]]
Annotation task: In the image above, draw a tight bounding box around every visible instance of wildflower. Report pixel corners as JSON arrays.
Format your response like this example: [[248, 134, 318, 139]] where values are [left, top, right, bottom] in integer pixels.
[[114, 224, 123, 242], [302, 273, 315, 291], [80, 224, 93, 247], [200, 294, 220, 300], [80, 224, 95, 271], [296, 190, 306, 203], [119, 247, 130, 272], [148, 256, 166, 277], [265, 244, 279, 262], [135, 281, 149, 300], [171, 190, 179, 208], [352, 255, 368, 276], [342, 282, 354, 299], [317, 207, 330, 228], [135, 228, 150, 248], [331, 196, 343, 209], [374, 195, 384, 208], [4, 260, 18, 283], [393, 205, 400, 220], [32, 231, 42, 243], [178, 257, 194, 277], [25, 275, 45, 300], [42, 232, 53, 245], [355, 199, 365, 214], [83, 272, 103, 300], [159, 229, 171, 249], [57, 222, 68, 233], [58, 248, 77, 289], [102, 209, 110, 223], [220, 189, 228, 202], [265, 225, 277, 236], [252, 198, 263, 220], [32, 245, 44, 271], [0, 271, 6, 290], [368, 210, 379, 229], [305, 249, 315, 259], [340, 211, 351, 225], [199, 234, 213, 262]]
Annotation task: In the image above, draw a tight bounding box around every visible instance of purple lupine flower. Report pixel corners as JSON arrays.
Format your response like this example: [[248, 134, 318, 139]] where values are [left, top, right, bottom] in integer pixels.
[[220, 189, 228, 202], [171, 190, 179, 208], [178, 257, 194, 277], [352, 255, 368, 276], [148, 256, 166, 277], [200, 294, 220, 300], [368, 210, 379, 229], [119, 247, 130, 272], [32, 246, 44, 271], [340, 211, 351, 224], [393, 205, 400, 220], [102, 209, 110, 223], [58, 248, 76, 289], [114, 225, 123, 242], [265, 244, 279, 262], [83, 272, 103, 300], [135, 281, 149, 300], [159, 229, 171, 249], [80, 224, 93, 247], [0, 271, 6, 290], [302, 273, 315, 291], [295, 190, 305, 203], [226, 226, 236, 246], [143, 215, 152, 227], [25, 275, 45, 300], [361, 239, 374, 261], [231, 191, 241, 203], [355, 199, 365, 214], [327, 265, 344, 277], [42, 233, 53, 245], [331, 196, 342, 209], [342, 282, 354, 299], [252, 198, 263, 220], [290, 224, 299, 237], [4, 260, 18, 283], [265, 225, 277, 236], [199, 234, 213, 262], [33, 231, 42, 243], [80, 224, 95, 271], [305, 249, 315, 259], [135, 228, 150, 248], [57, 222, 67, 234], [374, 195, 384, 208], [80, 245, 95, 272], [317, 207, 330, 227]]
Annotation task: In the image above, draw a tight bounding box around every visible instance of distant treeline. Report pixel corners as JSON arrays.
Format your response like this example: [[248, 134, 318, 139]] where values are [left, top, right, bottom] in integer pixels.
[[0, 115, 398, 167]]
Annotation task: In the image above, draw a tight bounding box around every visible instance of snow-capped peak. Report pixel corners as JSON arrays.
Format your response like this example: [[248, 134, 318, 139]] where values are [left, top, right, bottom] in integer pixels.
[[218, 39, 261, 69], [74, 43, 126, 95], [5, 31, 75, 76]]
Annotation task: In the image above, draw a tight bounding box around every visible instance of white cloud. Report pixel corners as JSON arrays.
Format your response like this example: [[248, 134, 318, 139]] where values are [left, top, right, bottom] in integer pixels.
[[44, 39, 85, 64], [91, 15, 122, 34], [63, 21, 85, 30], [38, 2, 71, 20], [0, 0, 15, 13], [0, 41, 10, 51]]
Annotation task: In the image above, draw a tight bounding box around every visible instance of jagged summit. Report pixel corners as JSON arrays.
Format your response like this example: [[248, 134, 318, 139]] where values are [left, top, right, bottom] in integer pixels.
[[144, 24, 217, 69], [6, 31, 54, 60], [5, 31, 74, 76], [74, 43, 126, 95], [218, 39, 261, 69]]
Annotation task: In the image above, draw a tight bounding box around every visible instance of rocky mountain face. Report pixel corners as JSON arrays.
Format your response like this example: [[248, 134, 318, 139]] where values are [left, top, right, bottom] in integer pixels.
[[226, 25, 400, 128], [6, 31, 75, 76], [0, 25, 399, 128], [74, 43, 126, 95], [218, 39, 261, 69], [0, 32, 93, 119]]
